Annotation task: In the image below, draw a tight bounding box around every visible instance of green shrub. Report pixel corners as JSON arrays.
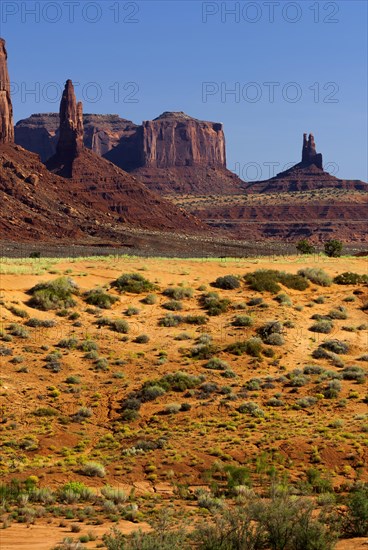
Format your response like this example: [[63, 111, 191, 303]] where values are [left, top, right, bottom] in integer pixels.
[[113, 273, 156, 293], [204, 357, 228, 371], [125, 306, 140, 316], [28, 277, 78, 310], [162, 300, 183, 311], [141, 293, 157, 305], [57, 337, 78, 349], [163, 286, 193, 300], [26, 318, 56, 328], [320, 340, 349, 354], [341, 366, 366, 383], [264, 333, 285, 346], [232, 315, 253, 327], [200, 292, 231, 316], [342, 484, 368, 536], [79, 461, 106, 478], [296, 239, 316, 254], [328, 306, 347, 320], [238, 401, 264, 417], [275, 293, 292, 306], [297, 268, 332, 287], [159, 314, 184, 327], [8, 323, 29, 338], [309, 320, 333, 334], [226, 337, 263, 357], [135, 334, 150, 344], [84, 288, 118, 309], [8, 306, 29, 319], [212, 275, 240, 290], [334, 272, 368, 285], [97, 317, 129, 333], [244, 269, 308, 294], [324, 239, 343, 257]]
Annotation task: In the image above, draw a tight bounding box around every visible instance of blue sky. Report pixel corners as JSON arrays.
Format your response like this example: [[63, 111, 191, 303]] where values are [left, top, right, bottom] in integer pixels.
[[1, 0, 367, 180]]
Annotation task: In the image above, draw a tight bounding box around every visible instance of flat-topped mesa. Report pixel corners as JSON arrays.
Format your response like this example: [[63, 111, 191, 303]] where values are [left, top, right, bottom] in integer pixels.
[[301, 132, 323, 169], [142, 111, 226, 168], [0, 38, 14, 143], [56, 80, 84, 160]]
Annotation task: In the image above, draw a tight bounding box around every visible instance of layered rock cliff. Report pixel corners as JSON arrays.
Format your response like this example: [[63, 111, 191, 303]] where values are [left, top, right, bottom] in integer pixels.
[[0, 38, 14, 143], [15, 113, 138, 161]]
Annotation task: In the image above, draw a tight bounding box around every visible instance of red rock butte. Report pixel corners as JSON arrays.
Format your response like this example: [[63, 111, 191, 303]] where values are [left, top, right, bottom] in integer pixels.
[[0, 38, 14, 143]]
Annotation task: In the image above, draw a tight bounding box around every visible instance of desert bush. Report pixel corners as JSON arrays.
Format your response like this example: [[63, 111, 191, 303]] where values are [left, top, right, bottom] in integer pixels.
[[163, 286, 193, 300], [212, 275, 241, 290], [264, 333, 284, 346], [77, 339, 98, 352], [267, 397, 284, 407], [141, 293, 157, 305], [200, 292, 231, 316], [238, 401, 264, 417], [97, 317, 129, 333], [190, 342, 217, 359], [135, 334, 150, 344], [113, 273, 156, 293], [72, 407, 92, 422], [247, 297, 264, 306], [324, 239, 343, 257], [184, 315, 208, 325], [328, 306, 347, 320], [342, 484, 368, 537], [296, 396, 317, 408], [84, 288, 118, 309], [103, 525, 187, 550], [162, 300, 183, 311], [26, 318, 56, 328], [101, 486, 127, 504], [125, 306, 140, 316], [257, 321, 283, 341], [141, 385, 166, 401], [275, 293, 292, 306], [79, 461, 105, 478], [226, 337, 263, 357], [0, 345, 13, 356], [159, 314, 184, 327], [296, 239, 315, 254], [57, 337, 78, 349], [341, 366, 366, 383], [245, 269, 308, 294], [145, 371, 203, 393], [303, 365, 325, 375], [165, 403, 181, 414], [8, 323, 29, 338], [287, 370, 309, 387], [297, 268, 332, 287], [309, 320, 333, 334], [320, 340, 349, 354], [232, 315, 253, 327], [8, 306, 29, 318], [334, 272, 368, 285], [204, 357, 228, 371], [28, 277, 78, 310], [322, 379, 341, 398]]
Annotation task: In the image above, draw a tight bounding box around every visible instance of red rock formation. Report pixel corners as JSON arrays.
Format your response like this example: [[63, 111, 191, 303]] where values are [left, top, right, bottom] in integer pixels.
[[56, 80, 84, 160], [246, 133, 367, 193], [0, 38, 14, 143], [301, 133, 323, 169], [141, 112, 226, 168], [15, 113, 138, 161]]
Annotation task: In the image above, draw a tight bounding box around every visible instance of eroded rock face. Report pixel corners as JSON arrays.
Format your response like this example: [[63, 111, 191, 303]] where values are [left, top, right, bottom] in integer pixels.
[[141, 112, 226, 168], [15, 113, 138, 161], [301, 133, 323, 169], [0, 38, 14, 143], [56, 80, 84, 160]]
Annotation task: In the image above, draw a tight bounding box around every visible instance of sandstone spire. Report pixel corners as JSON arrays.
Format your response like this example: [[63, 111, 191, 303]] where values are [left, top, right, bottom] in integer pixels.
[[0, 38, 14, 143], [301, 132, 323, 169], [56, 79, 84, 159]]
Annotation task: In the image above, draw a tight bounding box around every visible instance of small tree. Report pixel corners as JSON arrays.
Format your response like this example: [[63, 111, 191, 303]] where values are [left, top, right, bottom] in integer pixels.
[[296, 239, 315, 254], [324, 240, 343, 258]]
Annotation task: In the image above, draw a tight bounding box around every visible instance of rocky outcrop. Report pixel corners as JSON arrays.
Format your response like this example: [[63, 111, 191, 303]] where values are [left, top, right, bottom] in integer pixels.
[[301, 133, 323, 169], [0, 38, 14, 143], [246, 133, 367, 193], [140, 112, 226, 168], [56, 80, 84, 160], [15, 113, 138, 161], [15, 109, 241, 194]]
